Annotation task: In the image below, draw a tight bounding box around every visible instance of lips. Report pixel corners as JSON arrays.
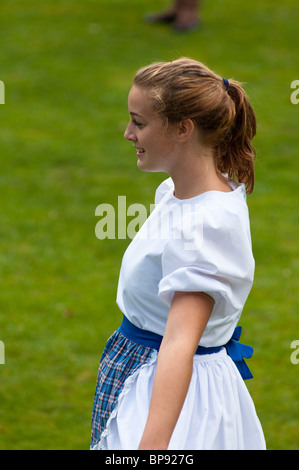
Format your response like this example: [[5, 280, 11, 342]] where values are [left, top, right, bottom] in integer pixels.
[[134, 146, 145, 156]]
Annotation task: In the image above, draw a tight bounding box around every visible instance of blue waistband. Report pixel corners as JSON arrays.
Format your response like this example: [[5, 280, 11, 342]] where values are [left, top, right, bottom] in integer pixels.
[[119, 315, 254, 380], [120, 314, 222, 355]]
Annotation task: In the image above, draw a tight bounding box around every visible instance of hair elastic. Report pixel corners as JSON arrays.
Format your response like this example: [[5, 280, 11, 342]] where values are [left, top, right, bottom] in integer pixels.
[[222, 77, 229, 91]]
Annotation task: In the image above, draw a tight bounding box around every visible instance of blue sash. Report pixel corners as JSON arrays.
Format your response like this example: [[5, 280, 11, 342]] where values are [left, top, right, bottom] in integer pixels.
[[120, 315, 253, 380]]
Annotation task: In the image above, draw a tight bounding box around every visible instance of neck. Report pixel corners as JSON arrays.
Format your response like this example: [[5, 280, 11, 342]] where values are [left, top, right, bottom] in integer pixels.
[[168, 145, 231, 199]]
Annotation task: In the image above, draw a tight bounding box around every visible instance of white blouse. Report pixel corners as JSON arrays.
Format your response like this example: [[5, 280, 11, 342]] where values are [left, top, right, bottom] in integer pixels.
[[116, 177, 255, 347]]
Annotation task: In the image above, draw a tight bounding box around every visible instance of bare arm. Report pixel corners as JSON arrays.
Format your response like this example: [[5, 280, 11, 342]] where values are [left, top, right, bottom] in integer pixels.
[[138, 291, 214, 450]]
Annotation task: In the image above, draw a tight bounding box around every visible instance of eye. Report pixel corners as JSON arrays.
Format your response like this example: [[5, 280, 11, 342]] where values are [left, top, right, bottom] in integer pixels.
[[132, 119, 144, 128]]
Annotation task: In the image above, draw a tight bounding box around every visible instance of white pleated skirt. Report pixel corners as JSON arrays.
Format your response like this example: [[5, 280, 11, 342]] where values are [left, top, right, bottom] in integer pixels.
[[91, 346, 266, 450]]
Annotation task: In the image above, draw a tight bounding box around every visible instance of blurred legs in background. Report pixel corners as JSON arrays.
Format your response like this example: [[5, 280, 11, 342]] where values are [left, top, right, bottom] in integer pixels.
[[145, 0, 201, 32]]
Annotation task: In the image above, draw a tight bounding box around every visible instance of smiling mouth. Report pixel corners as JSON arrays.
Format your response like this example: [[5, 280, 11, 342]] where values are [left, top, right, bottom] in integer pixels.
[[135, 147, 145, 156]]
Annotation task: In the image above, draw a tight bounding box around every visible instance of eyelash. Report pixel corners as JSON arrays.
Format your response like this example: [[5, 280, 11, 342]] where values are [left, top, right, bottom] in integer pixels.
[[132, 119, 143, 128]]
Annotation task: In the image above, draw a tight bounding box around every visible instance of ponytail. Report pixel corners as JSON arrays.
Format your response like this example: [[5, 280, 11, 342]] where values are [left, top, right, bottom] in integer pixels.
[[217, 80, 256, 194]]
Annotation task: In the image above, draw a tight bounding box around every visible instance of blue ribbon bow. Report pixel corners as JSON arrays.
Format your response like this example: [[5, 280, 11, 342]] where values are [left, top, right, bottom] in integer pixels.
[[225, 326, 254, 380]]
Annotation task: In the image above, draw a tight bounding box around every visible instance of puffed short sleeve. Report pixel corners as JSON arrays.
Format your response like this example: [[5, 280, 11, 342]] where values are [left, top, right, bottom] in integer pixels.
[[158, 202, 255, 320]]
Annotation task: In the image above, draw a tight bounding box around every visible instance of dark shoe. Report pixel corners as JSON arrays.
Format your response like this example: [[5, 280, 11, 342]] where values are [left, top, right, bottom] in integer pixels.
[[172, 18, 200, 32], [144, 10, 177, 24]]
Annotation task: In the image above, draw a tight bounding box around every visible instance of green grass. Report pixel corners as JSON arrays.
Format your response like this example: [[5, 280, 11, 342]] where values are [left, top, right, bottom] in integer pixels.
[[0, 0, 298, 450]]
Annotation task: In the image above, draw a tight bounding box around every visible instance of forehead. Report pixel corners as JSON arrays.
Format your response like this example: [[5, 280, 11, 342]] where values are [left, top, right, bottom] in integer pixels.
[[128, 85, 154, 118]]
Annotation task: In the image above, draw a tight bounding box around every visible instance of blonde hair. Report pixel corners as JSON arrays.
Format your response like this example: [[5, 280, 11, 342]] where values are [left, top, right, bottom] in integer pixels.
[[134, 58, 256, 194]]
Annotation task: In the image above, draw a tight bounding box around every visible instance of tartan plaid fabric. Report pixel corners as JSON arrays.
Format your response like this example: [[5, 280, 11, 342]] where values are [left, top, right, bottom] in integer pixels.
[[90, 327, 155, 448]]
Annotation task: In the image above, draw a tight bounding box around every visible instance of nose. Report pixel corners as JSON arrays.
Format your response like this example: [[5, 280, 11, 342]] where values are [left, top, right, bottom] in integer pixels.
[[124, 122, 136, 142]]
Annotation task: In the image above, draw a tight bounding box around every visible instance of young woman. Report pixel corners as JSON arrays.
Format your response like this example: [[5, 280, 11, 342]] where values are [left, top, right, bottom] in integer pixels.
[[90, 58, 266, 450]]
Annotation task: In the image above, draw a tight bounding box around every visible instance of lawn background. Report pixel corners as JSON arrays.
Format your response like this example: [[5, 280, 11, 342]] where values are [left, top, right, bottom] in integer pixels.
[[0, 0, 298, 450]]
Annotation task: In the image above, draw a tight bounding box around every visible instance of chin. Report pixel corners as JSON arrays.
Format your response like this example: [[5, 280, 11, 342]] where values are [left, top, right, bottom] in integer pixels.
[[137, 159, 151, 172]]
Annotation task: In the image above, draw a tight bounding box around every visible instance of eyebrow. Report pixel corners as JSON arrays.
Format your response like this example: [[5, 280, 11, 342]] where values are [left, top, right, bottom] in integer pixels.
[[130, 112, 144, 119]]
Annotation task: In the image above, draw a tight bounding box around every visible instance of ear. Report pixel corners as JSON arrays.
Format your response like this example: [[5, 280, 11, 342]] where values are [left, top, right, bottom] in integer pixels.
[[177, 119, 195, 143]]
